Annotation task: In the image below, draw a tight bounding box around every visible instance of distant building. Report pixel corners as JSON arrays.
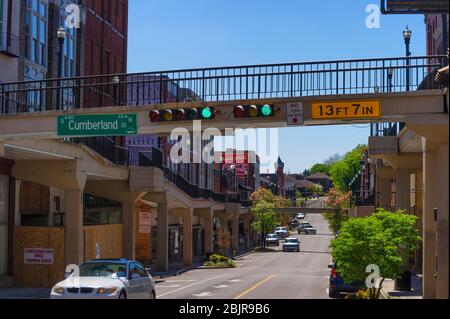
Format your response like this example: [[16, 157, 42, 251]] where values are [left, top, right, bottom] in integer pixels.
[[305, 172, 332, 193], [214, 150, 260, 203]]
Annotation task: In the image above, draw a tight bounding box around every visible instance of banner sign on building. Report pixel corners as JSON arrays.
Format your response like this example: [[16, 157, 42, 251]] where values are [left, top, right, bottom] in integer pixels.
[[24, 248, 54, 265], [139, 212, 152, 234], [222, 163, 248, 177]]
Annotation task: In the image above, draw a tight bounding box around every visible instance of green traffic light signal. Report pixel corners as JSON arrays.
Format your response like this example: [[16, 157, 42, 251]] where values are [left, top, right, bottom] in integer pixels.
[[260, 104, 274, 117], [200, 107, 214, 119]]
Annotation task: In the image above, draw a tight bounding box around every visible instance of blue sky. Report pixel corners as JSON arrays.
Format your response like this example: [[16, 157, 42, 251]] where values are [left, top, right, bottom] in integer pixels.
[[127, 0, 426, 173]]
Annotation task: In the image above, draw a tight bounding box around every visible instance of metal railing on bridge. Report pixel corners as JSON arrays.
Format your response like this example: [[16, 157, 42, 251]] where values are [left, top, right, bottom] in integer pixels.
[[0, 55, 446, 114]]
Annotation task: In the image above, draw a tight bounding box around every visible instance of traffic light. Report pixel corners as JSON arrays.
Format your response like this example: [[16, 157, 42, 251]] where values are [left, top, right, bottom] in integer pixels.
[[233, 104, 275, 118], [149, 107, 216, 123]]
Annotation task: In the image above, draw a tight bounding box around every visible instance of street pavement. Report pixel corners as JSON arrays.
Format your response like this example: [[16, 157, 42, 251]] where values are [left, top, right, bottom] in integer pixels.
[[156, 213, 333, 299]]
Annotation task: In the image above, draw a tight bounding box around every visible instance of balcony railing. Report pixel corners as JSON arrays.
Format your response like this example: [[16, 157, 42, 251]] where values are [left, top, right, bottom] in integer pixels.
[[138, 150, 230, 204], [1, 55, 446, 114], [370, 122, 405, 137]]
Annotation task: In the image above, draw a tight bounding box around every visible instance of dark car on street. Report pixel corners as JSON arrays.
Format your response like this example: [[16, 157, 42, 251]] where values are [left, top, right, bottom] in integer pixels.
[[328, 262, 364, 298]]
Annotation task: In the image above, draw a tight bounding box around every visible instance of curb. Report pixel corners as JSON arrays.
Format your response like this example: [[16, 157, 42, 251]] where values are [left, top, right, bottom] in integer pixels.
[[232, 250, 255, 260], [380, 289, 390, 299]]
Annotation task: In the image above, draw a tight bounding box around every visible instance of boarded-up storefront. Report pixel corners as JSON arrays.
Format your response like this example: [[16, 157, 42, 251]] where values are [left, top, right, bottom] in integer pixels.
[[83, 224, 123, 260], [13, 227, 64, 288]]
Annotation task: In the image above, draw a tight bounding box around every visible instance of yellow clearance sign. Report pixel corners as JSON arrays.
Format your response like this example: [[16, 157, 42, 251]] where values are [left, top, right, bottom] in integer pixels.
[[311, 100, 381, 120]]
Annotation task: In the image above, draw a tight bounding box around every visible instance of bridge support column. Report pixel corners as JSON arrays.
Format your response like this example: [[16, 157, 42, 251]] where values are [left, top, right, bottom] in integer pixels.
[[422, 139, 438, 299], [231, 212, 239, 254], [181, 208, 194, 267], [436, 142, 449, 299], [395, 169, 411, 213], [242, 214, 251, 250], [376, 167, 395, 211], [204, 208, 214, 255], [122, 202, 136, 260], [64, 189, 84, 266], [157, 202, 169, 272]]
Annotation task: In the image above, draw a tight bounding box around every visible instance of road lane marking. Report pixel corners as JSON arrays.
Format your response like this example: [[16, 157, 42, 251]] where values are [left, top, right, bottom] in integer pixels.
[[212, 285, 231, 289], [233, 274, 277, 299], [156, 285, 182, 288], [193, 292, 214, 297], [165, 280, 197, 283], [157, 274, 227, 298], [228, 279, 242, 283]]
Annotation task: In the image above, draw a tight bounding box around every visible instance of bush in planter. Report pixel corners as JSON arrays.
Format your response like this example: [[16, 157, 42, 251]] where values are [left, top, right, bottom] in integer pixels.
[[204, 254, 235, 268], [345, 290, 370, 299]]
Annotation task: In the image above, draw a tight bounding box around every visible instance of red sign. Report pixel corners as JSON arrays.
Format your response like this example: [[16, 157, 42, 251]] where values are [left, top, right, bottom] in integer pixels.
[[221, 152, 249, 164], [24, 248, 54, 265], [222, 163, 248, 177]]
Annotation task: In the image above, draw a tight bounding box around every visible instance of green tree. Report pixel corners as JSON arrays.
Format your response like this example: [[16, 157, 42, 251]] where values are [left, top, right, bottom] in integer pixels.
[[329, 144, 367, 192], [251, 200, 280, 250], [323, 188, 351, 234], [330, 209, 421, 299], [310, 163, 331, 176]]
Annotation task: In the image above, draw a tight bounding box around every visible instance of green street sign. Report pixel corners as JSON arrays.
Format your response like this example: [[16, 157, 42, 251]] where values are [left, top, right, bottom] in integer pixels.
[[57, 113, 138, 137]]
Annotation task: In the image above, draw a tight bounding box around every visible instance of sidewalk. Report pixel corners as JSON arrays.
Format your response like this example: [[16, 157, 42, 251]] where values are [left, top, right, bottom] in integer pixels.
[[148, 249, 255, 279], [380, 273, 423, 299], [0, 287, 51, 299]]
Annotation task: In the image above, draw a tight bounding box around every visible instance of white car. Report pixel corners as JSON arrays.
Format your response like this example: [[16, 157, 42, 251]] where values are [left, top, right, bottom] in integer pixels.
[[51, 259, 156, 299], [296, 212, 305, 220]]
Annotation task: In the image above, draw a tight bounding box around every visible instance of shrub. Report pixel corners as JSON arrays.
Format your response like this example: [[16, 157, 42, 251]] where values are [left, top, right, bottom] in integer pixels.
[[345, 290, 370, 299]]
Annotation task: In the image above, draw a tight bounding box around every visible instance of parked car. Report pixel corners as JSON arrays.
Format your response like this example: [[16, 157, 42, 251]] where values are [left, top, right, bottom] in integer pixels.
[[282, 237, 300, 252], [328, 262, 364, 298], [265, 233, 279, 246], [296, 212, 305, 220], [51, 259, 156, 299], [274, 226, 289, 239]]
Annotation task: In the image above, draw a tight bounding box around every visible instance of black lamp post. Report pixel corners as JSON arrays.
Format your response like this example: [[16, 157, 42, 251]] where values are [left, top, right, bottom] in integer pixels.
[[403, 26, 412, 92], [56, 27, 67, 110]]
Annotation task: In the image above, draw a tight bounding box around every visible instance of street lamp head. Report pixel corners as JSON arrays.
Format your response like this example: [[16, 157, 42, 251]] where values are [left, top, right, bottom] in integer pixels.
[[403, 26, 412, 41], [57, 27, 67, 40]]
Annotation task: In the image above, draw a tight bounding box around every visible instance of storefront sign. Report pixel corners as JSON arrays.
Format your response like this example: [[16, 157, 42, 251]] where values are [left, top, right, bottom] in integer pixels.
[[139, 212, 152, 234], [24, 248, 54, 265], [222, 163, 248, 177]]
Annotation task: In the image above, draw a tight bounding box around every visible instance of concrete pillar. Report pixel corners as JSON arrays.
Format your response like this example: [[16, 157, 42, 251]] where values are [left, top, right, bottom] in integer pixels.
[[395, 169, 411, 213], [14, 180, 21, 227], [242, 214, 251, 250], [422, 139, 437, 299], [182, 208, 193, 267], [376, 167, 395, 211], [436, 143, 449, 299], [122, 202, 136, 260], [157, 202, 168, 272], [64, 190, 84, 266], [377, 177, 392, 211], [231, 212, 239, 253], [204, 209, 214, 254]]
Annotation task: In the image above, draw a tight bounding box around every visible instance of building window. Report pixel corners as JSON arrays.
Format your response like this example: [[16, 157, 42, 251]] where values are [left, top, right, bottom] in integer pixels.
[[25, 0, 48, 66], [0, 0, 4, 34]]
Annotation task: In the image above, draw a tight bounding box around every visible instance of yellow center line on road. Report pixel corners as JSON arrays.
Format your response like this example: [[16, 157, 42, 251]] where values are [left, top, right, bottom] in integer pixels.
[[233, 274, 277, 299]]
